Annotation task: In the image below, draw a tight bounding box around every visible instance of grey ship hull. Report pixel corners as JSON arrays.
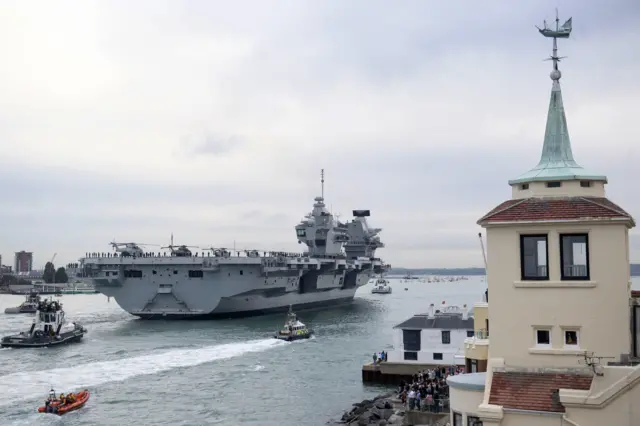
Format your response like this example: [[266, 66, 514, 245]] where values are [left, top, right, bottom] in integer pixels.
[[89, 257, 376, 320], [136, 290, 355, 320]]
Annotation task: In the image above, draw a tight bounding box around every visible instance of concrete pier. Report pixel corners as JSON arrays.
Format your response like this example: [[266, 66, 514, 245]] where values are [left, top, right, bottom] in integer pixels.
[[362, 362, 442, 384]]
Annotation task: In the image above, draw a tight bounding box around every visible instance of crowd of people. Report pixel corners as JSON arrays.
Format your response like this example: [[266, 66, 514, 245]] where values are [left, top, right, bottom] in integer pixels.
[[372, 351, 387, 364], [397, 366, 464, 413], [39, 299, 62, 312]]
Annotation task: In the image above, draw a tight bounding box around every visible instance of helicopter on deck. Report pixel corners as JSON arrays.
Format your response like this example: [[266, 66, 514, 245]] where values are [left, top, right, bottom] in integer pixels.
[[162, 244, 199, 257], [244, 249, 260, 258], [109, 242, 153, 257], [203, 247, 232, 258]]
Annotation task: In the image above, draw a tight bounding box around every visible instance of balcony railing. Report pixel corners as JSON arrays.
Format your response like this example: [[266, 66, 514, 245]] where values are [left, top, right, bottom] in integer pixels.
[[472, 329, 489, 340], [563, 264, 588, 278]]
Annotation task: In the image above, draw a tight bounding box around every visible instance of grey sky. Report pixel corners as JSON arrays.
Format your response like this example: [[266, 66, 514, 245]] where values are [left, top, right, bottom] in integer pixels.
[[1, 0, 639, 268]]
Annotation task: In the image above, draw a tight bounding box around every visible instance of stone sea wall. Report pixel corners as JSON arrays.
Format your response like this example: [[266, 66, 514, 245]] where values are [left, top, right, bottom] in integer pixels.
[[329, 392, 450, 426]]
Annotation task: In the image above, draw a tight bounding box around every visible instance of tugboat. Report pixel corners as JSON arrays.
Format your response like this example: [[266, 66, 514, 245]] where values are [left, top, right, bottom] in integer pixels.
[[4, 290, 41, 314], [274, 306, 313, 342], [371, 277, 392, 294], [0, 298, 87, 348]]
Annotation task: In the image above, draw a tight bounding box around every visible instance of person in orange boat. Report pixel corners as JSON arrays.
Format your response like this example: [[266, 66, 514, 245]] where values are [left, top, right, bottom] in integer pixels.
[[44, 389, 57, 413], [44, 389, 64, 413], [66, 393, 76, 404]]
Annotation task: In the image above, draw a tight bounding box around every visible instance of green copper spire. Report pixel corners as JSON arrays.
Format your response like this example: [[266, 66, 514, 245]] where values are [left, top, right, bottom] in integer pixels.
[[509, 13, 607, 185]]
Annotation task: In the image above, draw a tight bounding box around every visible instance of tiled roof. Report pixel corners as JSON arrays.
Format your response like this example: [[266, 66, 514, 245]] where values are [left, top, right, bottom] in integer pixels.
[[478, 197, 634, 225], [489, 372, 593, 412], [393, 314, 474, 330]]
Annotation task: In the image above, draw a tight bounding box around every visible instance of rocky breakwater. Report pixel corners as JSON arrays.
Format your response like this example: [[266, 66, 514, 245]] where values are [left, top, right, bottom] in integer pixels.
[[332, 392, 405, 425]]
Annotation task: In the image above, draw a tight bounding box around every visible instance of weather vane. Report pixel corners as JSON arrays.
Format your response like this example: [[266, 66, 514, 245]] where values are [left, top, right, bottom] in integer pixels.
[[536, 9, 573, 81]]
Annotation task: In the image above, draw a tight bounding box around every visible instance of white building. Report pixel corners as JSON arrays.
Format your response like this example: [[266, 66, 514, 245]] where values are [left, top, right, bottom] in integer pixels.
[[389, 303, 474, 366]]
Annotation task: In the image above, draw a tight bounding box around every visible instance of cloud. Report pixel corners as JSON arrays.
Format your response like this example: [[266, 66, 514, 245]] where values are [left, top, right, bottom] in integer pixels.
[[0, 0, 639, 268], [179, 132, 246, 157]]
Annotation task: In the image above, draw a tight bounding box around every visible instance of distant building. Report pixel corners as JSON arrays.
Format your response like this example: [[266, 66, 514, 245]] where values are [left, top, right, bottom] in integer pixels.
[[390, 303, 473, 367], [14, 251, 33, 273], [16, 270, 44, 280]]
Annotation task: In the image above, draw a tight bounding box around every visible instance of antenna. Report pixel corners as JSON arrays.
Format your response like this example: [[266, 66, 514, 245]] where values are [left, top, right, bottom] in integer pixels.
[[577, 351, 615, 376], [171, 232, 174, 246], [321, 169, 325, 199], [552, 9, 560, 72], [478, 232, 488, 278]]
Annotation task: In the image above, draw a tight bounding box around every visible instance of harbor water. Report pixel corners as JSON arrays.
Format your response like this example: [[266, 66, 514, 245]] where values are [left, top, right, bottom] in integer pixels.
[[1, 276, 638, 425]]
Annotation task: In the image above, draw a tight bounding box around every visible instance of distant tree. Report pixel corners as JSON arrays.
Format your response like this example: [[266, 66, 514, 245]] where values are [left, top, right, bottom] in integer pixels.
[[1, 274, 17, 287], [43, 262, 56, 283], [0, 275, 31, 288], [55, 267, 69, 284]]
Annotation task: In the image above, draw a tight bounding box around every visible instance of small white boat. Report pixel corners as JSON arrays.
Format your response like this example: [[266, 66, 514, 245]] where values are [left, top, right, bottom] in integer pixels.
[[371, 278, 392, 294]]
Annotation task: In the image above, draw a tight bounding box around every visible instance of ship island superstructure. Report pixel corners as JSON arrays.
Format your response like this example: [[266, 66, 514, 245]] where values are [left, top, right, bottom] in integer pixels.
[[81, 173, 387, 319]]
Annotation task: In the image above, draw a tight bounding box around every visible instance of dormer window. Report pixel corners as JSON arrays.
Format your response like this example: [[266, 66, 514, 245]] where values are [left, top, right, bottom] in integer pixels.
[[580, 181, 591, 188], [520, 183, 529, 190], [546, 181, 562, 188]]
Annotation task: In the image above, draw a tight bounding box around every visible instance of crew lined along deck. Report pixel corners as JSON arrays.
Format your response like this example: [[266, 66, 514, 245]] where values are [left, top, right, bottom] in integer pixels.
[[83, 250, 388, 279], [83, 250, 385, 262]]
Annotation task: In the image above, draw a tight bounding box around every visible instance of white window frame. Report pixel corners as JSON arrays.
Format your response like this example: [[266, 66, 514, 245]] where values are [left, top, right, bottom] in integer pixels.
[[563, 328, 580, 349], [534, 327, 552, 348]]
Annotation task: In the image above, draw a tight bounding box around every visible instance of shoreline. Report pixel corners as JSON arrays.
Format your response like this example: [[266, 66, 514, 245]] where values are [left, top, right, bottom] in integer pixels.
[[330, 391, 450, 426]]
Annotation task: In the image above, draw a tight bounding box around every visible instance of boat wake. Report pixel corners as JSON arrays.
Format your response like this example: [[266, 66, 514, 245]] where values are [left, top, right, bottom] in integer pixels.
[[0, 338, 286, 406]]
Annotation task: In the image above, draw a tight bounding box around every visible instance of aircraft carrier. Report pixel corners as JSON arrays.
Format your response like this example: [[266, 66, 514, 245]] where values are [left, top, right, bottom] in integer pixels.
[[81, 174, 387, 319]]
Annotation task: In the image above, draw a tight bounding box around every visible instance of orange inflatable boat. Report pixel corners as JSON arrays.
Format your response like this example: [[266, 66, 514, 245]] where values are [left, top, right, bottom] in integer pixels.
[[38, 390, 90, 415]]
